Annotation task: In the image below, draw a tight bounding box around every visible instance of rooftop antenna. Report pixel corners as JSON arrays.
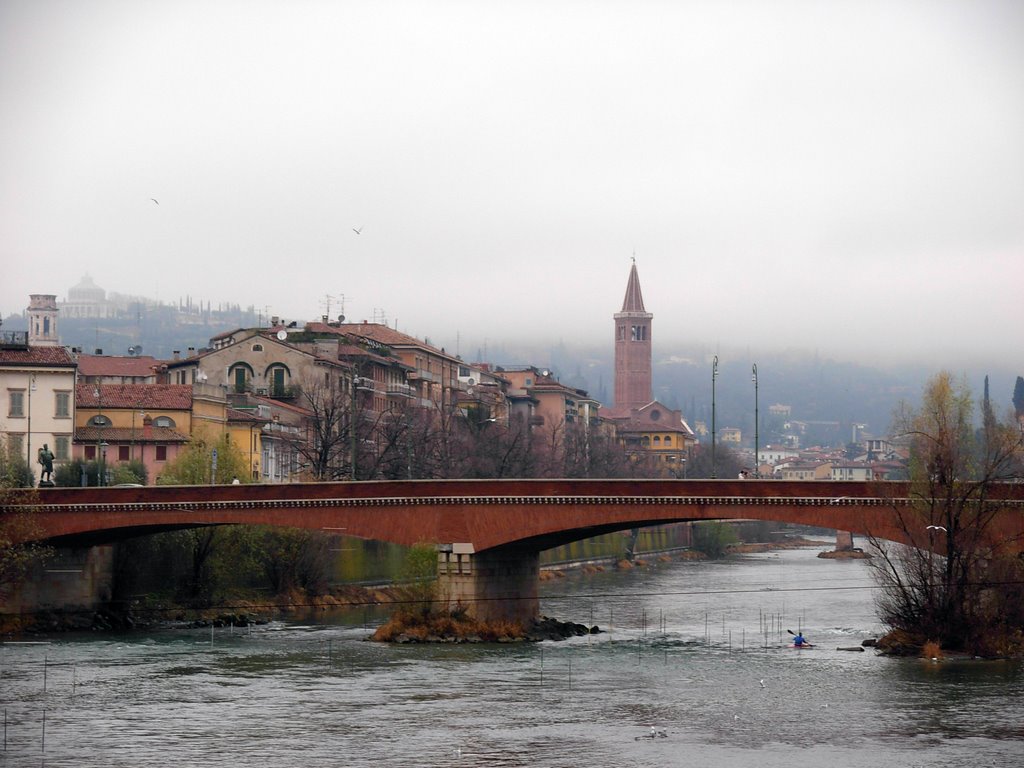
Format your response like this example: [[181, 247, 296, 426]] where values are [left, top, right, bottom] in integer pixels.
[[321, 294, 346, 320], [372, 308, 388, 325]]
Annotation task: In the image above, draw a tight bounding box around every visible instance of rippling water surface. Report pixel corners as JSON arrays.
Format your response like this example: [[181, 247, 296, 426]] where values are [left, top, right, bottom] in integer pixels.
[[2, 545, 1022, 766]]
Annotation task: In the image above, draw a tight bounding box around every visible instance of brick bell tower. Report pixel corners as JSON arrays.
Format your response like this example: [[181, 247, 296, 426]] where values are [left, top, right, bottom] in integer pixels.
[[613, 260, 653, 410]]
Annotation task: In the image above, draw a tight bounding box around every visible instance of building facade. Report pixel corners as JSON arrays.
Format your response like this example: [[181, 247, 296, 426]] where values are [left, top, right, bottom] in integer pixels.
[[0, 330, 77, 485]]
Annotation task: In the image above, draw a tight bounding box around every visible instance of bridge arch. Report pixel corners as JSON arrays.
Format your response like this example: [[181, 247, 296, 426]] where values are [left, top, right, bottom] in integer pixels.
[[10, 479, 1024, 623]]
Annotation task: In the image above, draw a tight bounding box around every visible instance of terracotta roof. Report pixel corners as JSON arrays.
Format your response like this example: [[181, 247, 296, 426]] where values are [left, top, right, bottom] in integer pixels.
[[77, 354, 165, 377], [614, 419, 694, 436], [210, 327, 246, 341], [0, 346, 76, 367], [76, 383, 193, 410], [252, 395, 313, 417], [304, 322, 345, 336], [74, 426, 190, 443], [335, 323, 458, 359], [228, 407, 268, 424]]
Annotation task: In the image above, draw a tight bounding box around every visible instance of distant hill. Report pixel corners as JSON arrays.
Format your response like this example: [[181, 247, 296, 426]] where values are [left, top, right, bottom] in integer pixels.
[[472, 338, 1017, 449], [4, 306, 1015, 450]]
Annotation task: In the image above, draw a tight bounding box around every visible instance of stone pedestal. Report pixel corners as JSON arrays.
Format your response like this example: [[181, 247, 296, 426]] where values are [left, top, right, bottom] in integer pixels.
[[437, 545, 539, 625], [835, 530, 855, 551]]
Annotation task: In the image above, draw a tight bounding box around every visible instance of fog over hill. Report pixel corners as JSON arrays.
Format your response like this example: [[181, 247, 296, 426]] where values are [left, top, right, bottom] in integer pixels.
[[5, 306, 1017, 448], [467, 337, 1018, 447]]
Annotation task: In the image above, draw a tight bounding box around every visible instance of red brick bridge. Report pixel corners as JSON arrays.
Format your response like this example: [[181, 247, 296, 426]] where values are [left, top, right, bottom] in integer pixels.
[[9, 479, 1024, 622]]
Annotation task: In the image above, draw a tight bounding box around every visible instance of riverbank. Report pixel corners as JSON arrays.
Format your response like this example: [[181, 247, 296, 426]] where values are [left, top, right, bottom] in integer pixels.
[[0, 537, 830, 638]]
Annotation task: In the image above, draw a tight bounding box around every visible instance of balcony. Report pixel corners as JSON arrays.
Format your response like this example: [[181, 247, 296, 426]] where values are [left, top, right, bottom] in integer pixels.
[[386, 383, 414, 399]]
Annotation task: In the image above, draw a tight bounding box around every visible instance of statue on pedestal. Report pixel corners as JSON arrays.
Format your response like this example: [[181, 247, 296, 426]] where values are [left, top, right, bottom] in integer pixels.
[[37, 444, 55, 485]]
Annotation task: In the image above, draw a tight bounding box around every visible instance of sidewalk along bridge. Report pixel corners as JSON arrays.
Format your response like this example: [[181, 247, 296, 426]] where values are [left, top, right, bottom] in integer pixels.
[[7, 479, 1024, 623]]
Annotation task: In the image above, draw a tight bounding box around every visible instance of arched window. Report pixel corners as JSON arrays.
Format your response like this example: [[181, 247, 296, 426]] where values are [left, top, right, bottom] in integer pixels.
[[88, 415, 111, 427], [153, 416, 176, 428], [228, 363, 255, 393], [264, 363, 292, 397]]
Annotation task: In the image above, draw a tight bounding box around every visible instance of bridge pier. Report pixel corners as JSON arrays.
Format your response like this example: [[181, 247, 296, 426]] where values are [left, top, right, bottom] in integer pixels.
[[438, 544, 539, 626], [1, 545, 114, 615], [835, 530, 855, 551]]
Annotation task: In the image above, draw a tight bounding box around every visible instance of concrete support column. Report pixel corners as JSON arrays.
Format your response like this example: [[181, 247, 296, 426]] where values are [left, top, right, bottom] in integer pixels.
[[835, 530, 855, 552], [437, 544, 539, 625]]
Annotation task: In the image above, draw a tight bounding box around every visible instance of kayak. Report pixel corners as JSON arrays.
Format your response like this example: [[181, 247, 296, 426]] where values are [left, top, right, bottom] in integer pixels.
[[789, 643, 815, 649]]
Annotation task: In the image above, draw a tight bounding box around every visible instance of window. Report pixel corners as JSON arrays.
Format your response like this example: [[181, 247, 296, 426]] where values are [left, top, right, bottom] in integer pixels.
[[252, 343, 264, 352], [88, 415, 111, 427], [229, 364, 252, 393], [8, 390, 24, 417], [55, 391, 70, 418], [270, 366, 286, 396], [53, 435, 70, 460], [153, 416, 175, 428], [118, 445, 130, 461], [156, 445, 167, 461], [85, 444, 96, 460]]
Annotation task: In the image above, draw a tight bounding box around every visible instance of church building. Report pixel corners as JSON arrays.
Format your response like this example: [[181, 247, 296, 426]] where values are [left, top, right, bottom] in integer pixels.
[[605, 262, 696, 475]]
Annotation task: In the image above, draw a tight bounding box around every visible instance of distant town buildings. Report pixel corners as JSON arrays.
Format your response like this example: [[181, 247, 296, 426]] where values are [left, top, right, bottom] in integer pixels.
[[1, 270, 912, 486]]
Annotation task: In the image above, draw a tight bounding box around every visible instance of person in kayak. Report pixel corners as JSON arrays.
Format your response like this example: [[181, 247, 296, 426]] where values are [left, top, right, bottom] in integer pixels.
[[793, 631, 811, 647]]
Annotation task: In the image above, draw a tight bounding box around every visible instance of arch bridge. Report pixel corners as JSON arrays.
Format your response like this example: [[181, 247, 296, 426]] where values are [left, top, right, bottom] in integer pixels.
[[8, 479, 1024, 623]]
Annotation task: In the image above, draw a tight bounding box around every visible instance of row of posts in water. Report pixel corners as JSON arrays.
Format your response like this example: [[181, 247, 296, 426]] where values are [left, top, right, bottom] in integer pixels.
[[1, 607, 803, 757]]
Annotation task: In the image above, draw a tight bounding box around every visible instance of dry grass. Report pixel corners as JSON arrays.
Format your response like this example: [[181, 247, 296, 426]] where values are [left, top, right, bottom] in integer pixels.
[[922, 640, 942, 659], [370, 612, 525, 643]]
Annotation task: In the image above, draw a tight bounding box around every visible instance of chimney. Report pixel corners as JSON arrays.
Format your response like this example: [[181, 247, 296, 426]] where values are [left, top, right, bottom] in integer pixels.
[[271, 316, 279, 326], [173, 350, 180, 360], [187, 347, 195, 356], [95, 348, 103, 355]]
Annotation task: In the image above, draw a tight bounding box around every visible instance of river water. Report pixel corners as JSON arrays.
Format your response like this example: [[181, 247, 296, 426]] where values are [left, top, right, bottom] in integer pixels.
[[2, 543, 1022, 767]]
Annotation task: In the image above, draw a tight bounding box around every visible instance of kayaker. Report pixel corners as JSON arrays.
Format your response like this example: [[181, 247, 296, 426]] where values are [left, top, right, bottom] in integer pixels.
[[793, 631, 810, 647]]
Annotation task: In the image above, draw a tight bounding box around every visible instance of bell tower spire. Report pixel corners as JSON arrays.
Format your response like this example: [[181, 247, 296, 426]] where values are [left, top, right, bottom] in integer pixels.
[[613, 261, 653, 409], [27, 294, 60, 347]]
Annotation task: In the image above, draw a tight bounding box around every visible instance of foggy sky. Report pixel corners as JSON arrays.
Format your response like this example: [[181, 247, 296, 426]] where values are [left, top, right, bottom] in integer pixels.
[[2, 1, 1022, 369]]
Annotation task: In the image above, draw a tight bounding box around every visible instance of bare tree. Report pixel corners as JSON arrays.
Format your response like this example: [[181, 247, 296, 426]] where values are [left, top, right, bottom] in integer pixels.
[[293, 373, 353, 480], [868, 372, 1024, 655]]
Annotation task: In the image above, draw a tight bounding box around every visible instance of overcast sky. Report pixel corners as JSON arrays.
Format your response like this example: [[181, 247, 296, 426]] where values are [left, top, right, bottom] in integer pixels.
[[2, 1, 1022, 369]]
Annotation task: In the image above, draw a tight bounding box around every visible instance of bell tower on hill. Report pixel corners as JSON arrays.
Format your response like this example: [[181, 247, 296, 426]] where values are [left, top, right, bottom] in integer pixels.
[[613, 261, 652, 410]]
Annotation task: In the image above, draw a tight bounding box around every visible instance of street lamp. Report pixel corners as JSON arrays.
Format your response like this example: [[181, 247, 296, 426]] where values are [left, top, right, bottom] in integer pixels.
[[99, 441, 109, 487], [751, 363, 759, 478], [93, 386, 105, 477], [711, 355, 718, 479], [26, 373, 36, 487]]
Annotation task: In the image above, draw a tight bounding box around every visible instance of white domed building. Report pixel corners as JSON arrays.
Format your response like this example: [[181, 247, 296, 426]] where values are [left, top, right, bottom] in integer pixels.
[[60, 275, 117, 319]]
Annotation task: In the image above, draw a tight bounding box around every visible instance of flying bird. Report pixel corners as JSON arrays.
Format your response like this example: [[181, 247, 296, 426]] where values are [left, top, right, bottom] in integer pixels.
[[926, 525, 947, 532], [352, 226, 363, 234], [150, 198, 159, 205]]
